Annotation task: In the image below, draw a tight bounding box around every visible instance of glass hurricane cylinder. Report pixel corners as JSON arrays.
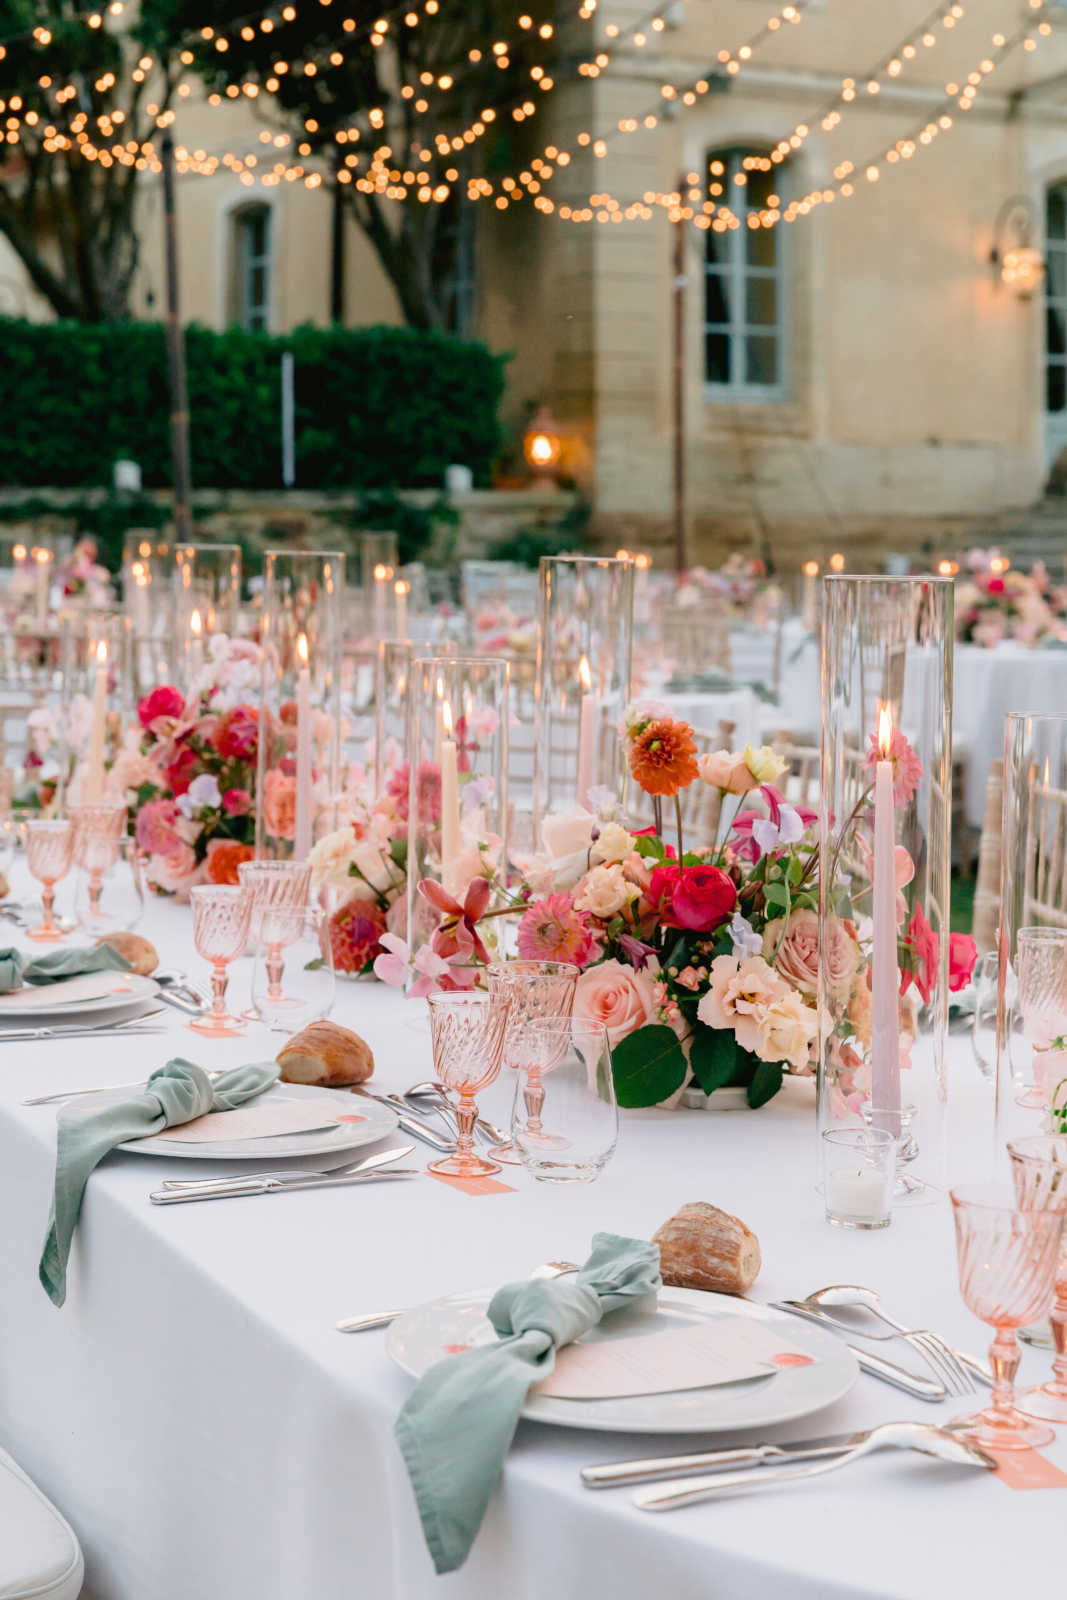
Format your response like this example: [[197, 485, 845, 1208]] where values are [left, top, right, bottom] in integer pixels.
[[374, 639, 413, 795], [174, 543, 242, 639], [532, 556, 633, 828], [66, 616, 125, 806], [405, 655, 509, 956], [995, 715, 1067, 1138], [817, 575, 953, 1204], [357, 531, 399, 642], [255, 550, 344, 861]]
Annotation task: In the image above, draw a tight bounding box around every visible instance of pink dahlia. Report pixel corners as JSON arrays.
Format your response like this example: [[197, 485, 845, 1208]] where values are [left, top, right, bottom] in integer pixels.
[[327, 897, 387, 975], [516, 894, 601, 968], [864, 725, 923, 807]]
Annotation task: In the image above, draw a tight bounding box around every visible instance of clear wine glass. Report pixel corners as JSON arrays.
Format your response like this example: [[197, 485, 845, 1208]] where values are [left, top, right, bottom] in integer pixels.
[[188, 884, 252, 1038], [73, 836, 144, 936], [238, 858, 312, 1021], [950, 1180, 1065, 1450], [485, 959, 578, 1163], [1007, 1136, 1067, 1424], [23, 818, 73, 943], [426, 990, 511, 1179]]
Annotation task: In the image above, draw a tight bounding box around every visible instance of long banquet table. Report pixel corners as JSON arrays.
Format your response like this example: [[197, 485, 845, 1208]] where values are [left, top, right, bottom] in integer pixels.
[[0, 879, 1057, 1600]]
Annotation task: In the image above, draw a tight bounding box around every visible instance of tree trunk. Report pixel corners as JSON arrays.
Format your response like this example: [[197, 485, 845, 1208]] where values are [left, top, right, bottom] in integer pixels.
[[345, 189, 448, 332]]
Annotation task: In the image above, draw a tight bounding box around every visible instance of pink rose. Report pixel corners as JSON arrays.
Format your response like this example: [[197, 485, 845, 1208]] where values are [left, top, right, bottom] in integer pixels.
[[147, 840, 200, 895], [138, 685, 185, 728], [223, 788, 253, 816], [135, 797, 184, 858], [697, 749, 758, 795], [762, 909, 859, 1000], [262, 769, 296, 841], [573, 958, 657, 1046], [949, 932, 977, 993]]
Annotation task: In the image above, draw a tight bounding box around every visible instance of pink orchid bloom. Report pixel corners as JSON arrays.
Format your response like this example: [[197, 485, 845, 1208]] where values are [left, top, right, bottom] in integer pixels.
[[372, 933, 470, 997], [730, 784, 817, 862], [418, 876, 492, 966]]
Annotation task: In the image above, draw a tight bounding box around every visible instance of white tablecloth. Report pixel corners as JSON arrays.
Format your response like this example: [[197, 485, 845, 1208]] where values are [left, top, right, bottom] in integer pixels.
[[0, 882, 1055, 1600], [953, 644, 1067, 827]]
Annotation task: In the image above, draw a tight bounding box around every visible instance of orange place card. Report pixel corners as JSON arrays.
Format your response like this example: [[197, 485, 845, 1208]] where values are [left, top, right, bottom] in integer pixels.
[[429, 1171, 517, 1197], [988, 1448, 1067, 1490], [335, 1114, 367, 1123]]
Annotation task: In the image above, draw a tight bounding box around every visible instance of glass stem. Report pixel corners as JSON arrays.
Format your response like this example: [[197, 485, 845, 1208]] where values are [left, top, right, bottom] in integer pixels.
[[211, 962, 229, 1019], [455, 1094, 477, 1159], [1049, 1298, 1067, 1395], [989, 1326, 1020, 1421], [523, 1069, 545, 1134], [88, 869, 102, 920], [266, 942, 284, 1000], [40, 881, 55, 934]]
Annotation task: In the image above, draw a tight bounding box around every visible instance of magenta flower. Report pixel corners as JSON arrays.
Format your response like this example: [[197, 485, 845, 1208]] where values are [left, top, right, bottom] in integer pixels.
[[516, 893, 601, 968]]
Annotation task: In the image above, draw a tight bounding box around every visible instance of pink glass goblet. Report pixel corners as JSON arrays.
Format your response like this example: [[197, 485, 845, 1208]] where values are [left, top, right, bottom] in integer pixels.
[[237, 858, 312, 1017], [426, 990, 511, 1179], [950, 1181, 1065, 1451], [188, 884, 253, 1038], [1007, 1136, 1067, 1424], [69, 802, 127, 930], [485, 960, 578, 1163], [23, 819, 74, 943]]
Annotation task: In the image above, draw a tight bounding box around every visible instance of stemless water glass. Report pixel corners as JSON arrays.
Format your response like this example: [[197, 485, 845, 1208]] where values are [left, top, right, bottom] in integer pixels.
[[510, 1018, 618, 1183], [23, 818, 74, 942], [950, 1181, 1065, 1450], [189, 884, 253, 1038], [251, 904, 334, 1031], [1007, 1136, 1067, 1424], [485, 959, 578, 1163], [426, 990, 511, 1179]]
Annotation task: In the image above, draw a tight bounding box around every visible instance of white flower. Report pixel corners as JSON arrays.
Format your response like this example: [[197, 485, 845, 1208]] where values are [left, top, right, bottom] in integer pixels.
[[619, 699, 671, 737], [574, 863, 638, 919], [591, 821, 636, 865], [751, 804, 806, 857], [728, 912, 763, 958], [177, 773, 221, 817], [309, 826, 358, 888]]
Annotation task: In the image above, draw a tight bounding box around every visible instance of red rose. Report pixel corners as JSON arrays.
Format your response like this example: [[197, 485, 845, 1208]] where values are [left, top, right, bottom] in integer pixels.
[[645, 864, 682, 924], [222, 787, 253, 816], [670, 864, 736, 932], [986, 577, 1005, 595], [901, 903, 939, 1006], [949, 932, 977, 993], [214, 705, 259, 762], [138, 685, 184, 727], [164, 742, 199, 796]]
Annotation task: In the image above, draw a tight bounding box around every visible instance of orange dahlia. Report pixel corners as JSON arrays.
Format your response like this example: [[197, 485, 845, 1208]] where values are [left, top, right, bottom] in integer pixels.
[[628, 717, 699, 798]]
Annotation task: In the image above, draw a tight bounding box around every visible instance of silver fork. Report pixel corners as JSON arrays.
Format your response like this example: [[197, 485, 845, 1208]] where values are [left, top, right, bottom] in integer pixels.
[[800, 1287, 977, 1396], [335, 1259, 580, 1332]]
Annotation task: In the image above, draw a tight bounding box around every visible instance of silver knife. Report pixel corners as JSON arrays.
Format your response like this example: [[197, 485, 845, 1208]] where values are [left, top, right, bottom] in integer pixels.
[[581, 1428, 900, 1488], [159, 1145, 416, 1191], [150, 1170, 418, 1204], [5, 1024, 168, 1046], [351, 1087, 456, 1152], [770, 1301, 946, 1400]]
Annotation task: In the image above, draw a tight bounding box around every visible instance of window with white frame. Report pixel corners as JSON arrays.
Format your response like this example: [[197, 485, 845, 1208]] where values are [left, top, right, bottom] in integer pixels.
[[232, 203, 271, 332], [704, 148, 786, 398], [1047, 182, 1067, 416]]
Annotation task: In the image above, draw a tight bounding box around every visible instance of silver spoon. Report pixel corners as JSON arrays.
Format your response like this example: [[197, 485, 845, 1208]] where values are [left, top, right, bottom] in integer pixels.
[[633, 1423, 995, 1510], [805, 1284, 991, 1386], [405, 1081, 508, 1146]]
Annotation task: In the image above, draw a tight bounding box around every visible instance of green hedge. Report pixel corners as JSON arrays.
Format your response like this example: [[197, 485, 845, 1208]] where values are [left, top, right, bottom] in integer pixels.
[[0, 319, 506, 490]]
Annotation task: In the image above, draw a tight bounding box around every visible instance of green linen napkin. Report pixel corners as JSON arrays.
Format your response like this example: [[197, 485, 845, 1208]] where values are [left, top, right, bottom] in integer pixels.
[[40, 1057, 279, 1307], [395, 1232, 661, 1575], [0, 943, 131, 995]]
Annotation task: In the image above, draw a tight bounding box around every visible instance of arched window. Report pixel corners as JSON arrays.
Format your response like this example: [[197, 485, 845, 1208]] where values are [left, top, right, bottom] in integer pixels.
[[232, 203, 272, 332], [704, 147, 786, 399]]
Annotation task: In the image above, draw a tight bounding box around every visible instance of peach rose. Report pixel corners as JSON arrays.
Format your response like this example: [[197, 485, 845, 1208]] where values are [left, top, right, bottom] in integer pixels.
[[574, 864, 638, 919], [698, 749, 758, 795], [591, 822, 636, 865], [762, 909, 859, 1000], [573, 958, 658, 1046], [754, 988, 819, 1071], [147, 840, 200, 896], [263, 769, 296, 841], [697, 953, 786, 1054]]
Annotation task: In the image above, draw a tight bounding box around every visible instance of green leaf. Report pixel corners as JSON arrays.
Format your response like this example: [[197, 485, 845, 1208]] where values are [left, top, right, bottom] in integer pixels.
[[634, 834, 667, 862], [763, 881, 790, 910], [611, 1024, 687, 1108], [746, 1060, 785, 1108], [689, 1026, 741, 1095]]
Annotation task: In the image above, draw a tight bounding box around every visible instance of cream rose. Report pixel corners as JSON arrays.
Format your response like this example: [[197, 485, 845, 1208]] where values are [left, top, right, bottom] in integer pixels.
[[744, 744, 788, 784], [762, 909, 859, 1000], [697, 954, 787, 1054], [698, 749, 758, 795], [309, 827, 357, 888], [574, 864, 638, 919], [573, 959, 657, 1046], [591, 821, 636, 865], [755, 989, 818, 1071]]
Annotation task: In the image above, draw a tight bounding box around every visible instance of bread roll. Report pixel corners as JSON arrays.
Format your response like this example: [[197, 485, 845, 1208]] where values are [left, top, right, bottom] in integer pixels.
[[95, 931, 158, 976], [653, 1201, 761, 1296], [277, 1020, 374, 1087]]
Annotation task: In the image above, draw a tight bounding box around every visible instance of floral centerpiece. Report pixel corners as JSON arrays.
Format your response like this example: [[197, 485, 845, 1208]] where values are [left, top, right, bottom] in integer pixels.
[[307, 748, 409, 977], [673, 555, 776, 621], [955, 547, 1067, 648], [391, 702, 978, 1114], [57, 538, 115, 608], [115, 635, 261, 895]]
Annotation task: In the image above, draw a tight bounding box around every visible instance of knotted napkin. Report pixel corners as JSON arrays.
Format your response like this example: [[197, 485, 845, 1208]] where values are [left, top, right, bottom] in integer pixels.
[[0, 943, 131, 994], [40, 1057, 279, 1307], [395, 1232, 661, 1574]]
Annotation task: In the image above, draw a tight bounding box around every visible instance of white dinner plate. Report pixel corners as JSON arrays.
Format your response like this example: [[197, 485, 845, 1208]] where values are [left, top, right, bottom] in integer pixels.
[[117, 1082, 399, 1161], [387, 1286, 858, 1434], [0, 972, 159, 1019]]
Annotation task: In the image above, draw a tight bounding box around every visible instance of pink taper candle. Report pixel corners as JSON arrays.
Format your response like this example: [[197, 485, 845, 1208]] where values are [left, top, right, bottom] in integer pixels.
[[84, 638, 108, 802], [294, 631, 312, 859], [872, 703, 901, 1127], [440, 699, 460, 875], [576, 653, 595, 807]]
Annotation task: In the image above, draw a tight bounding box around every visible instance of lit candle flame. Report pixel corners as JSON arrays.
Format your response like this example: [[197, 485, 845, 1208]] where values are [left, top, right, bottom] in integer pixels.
[[189, 608, 202, 637], [578, 654, 592, 693], [615, 548, 632, 562], [33, 546, 51, 566], [95, 638, 108, 665], [877, 703, 893, 759], [829, 552, 845, 573], [138, 540, 152, 559], [296, 631, 309, 667], [442, 699, 454, 736], [373, 563, 393, 582], [802, 560, 819, 577], [131, 560, 147, 586], [528, 432, 554, 467], [12, 544, 26, 562], [634, 552, 652, 571], [394, 578, 410, 598]]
